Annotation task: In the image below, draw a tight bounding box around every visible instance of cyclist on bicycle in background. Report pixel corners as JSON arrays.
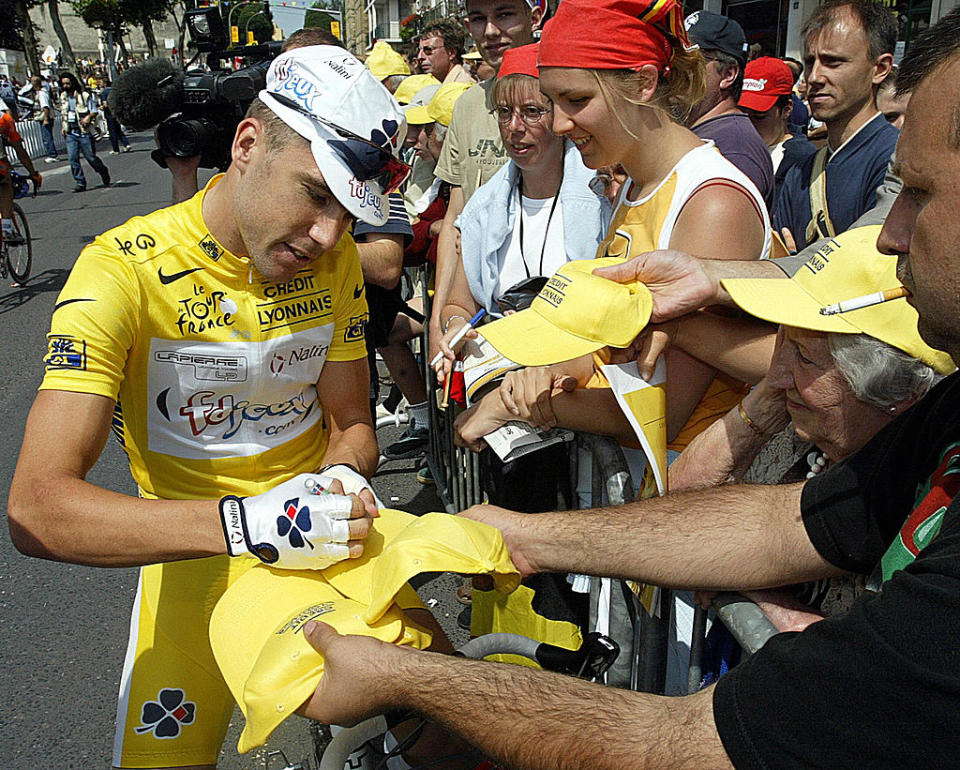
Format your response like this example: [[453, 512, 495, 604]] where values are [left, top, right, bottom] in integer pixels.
[[0, 104, 41, 245]]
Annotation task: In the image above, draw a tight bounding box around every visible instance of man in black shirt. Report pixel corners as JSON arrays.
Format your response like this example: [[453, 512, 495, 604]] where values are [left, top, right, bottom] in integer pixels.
[[287, 11, 960, 769]]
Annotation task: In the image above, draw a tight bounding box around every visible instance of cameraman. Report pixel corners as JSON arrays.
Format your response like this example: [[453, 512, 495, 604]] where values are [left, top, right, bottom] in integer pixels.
[[9, 45, 411, 769]]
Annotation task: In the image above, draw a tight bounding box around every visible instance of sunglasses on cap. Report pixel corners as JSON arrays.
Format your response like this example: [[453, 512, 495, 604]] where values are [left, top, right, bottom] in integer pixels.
[[270, 92, 412, 195]]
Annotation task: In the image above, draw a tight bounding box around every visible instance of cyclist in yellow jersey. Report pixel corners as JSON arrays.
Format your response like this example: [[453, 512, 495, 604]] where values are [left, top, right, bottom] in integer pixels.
[[9, 46, 416, 769]]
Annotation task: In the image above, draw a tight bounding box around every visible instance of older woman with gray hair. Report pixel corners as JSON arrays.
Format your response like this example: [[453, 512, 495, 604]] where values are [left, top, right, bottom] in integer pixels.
[[669, 225, 955, 633]]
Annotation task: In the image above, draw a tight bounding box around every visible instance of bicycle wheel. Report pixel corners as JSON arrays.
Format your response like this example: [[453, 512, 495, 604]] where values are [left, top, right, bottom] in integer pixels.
[[6, 203, 32, 284]]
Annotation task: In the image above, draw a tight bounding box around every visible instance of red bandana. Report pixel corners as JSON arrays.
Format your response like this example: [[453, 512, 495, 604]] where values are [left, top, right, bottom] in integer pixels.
[[539, 0, 690, 72], [498, 43, 540, 80]]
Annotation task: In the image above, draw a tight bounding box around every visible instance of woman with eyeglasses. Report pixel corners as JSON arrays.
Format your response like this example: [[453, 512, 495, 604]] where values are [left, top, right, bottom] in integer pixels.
[[435, 42, 610, 363]]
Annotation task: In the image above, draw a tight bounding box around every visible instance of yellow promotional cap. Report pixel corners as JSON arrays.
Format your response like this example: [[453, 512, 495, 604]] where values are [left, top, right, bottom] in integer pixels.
[[210, 508, 521, 752], [324, 512, 521, 623], [210, 567, 430, 753], [394, 73, 441, 105], [405, 81, 473, 127], [721, 226, 955, 374], [479, 257, 654, 367], [365, 40, 410, 80]]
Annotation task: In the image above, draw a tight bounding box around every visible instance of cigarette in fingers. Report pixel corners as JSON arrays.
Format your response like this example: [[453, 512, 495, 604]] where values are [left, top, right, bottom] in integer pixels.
[[819, 286, 909, 315]]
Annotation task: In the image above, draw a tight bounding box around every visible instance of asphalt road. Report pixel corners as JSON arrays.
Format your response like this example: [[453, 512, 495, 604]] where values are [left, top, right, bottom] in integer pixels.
[[0, 135, 465, 769]]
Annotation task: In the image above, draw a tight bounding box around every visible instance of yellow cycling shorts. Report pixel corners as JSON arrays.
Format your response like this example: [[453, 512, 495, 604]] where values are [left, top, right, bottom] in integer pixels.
[[112, 555, 255, 768]]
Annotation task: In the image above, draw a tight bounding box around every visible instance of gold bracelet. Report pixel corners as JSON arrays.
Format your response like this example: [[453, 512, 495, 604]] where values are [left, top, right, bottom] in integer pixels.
[[737, 400, 767, 437]]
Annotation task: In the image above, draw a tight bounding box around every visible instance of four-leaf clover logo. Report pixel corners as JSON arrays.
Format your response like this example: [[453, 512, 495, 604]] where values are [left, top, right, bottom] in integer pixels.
[[276, 497, 314, 550], [135, 688, 196, 739]]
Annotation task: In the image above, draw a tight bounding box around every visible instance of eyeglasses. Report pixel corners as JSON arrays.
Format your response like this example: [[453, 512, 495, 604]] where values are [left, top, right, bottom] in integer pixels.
[[270, 92, 412, 195], [491, 104, 552, 126], [419, 45, 443, 56]]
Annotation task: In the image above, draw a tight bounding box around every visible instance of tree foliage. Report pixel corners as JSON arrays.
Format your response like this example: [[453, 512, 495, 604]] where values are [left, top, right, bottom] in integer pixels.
[[72, 0, 172, 33], [228, 2, 274, 45], [304, 0, 342, 36], [1, 0, 28, 51]]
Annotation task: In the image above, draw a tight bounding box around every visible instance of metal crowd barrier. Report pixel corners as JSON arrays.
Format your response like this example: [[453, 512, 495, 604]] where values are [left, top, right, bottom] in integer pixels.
[[685, 594, 780, 693], [417, 286, 673, 690], [13, 117, 66, 160]]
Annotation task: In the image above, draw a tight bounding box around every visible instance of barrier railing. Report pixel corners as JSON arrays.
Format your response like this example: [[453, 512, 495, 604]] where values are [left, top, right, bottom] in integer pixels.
[[13, 117, 66, 160], [416, 283, 785, 694]]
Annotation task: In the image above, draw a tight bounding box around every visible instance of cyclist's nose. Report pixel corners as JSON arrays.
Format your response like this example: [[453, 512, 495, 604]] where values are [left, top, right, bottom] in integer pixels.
[[308, 211, 349, 253]]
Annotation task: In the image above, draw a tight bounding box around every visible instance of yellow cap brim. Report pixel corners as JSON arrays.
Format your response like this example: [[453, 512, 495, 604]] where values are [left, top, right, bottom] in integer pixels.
[[722, 277, 867, 334], [336, 512, 521, 623], [478, 314, 608, 367], [404, 105, 432, 125]]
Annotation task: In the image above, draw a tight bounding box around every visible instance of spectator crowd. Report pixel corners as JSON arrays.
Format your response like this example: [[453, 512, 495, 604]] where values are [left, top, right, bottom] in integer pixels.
[[8, 0, 960, 767]]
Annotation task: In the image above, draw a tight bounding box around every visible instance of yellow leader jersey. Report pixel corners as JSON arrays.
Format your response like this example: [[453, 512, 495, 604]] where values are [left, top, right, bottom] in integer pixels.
[[597, 143, 769, 450], [40, 175, 369, 501]]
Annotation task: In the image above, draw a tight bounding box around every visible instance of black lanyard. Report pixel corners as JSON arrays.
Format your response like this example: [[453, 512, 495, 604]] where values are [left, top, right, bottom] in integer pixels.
[[517, 171, 562, 279]]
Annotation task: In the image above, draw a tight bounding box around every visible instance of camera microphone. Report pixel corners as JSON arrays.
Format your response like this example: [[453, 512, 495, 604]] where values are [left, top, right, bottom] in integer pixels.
[[110, 58, 185, 130]]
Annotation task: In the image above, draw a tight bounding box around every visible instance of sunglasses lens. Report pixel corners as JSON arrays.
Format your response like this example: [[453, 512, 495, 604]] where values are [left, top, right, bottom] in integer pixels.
[[377, 158, 412, 195]]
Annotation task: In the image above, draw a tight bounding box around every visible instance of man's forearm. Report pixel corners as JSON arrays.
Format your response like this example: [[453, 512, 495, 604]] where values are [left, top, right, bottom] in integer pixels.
[[8, 475, 224, 567], [502, 482, 839, 590], [394, 649, 731, 770], [701, 257, 783, 307], [322, 422, 379, 479], [357, 234, 403, 289]]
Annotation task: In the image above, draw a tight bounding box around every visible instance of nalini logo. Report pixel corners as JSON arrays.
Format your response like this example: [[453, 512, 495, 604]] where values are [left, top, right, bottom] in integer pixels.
[[276, 497, 315, 549], [269, 353, 285, 374], [135, 688, 196, 739]]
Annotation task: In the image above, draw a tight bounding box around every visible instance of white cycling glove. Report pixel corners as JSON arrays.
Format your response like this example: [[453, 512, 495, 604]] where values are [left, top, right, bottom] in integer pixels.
[[317, 463, 384, 509], [219, 473, 357, 570]]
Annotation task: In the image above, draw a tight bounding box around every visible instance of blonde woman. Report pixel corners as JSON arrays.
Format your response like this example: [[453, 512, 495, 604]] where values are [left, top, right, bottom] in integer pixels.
[[456, 0, 773, 456]]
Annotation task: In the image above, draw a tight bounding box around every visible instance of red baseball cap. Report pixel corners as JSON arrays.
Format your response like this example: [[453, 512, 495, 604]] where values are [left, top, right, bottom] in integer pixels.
[[738, 56, 794, 112]]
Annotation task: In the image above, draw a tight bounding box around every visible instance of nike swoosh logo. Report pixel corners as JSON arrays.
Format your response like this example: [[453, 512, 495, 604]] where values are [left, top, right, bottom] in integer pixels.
[[54, 298, 95, 312], [158, 266, 204, 285], [353, 284, 364, 299]]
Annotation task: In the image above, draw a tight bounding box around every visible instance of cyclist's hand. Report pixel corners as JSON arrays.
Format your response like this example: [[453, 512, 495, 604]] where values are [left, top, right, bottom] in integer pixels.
[[30, 172, 42, 195], [460, 504, 537, 578], [316, 463, 382, 516], [300, 621, 406, 726], [218, 473, 373, 569]]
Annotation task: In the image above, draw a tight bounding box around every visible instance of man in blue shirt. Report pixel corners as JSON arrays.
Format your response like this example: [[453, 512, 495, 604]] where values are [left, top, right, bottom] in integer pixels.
[[772, 0, 898, 251], [685, 11, 775, 212]]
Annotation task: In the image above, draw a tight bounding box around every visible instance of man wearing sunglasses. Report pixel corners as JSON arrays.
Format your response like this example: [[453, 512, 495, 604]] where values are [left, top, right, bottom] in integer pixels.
[[417, 19, 476, 84], [9, 45, 413, 770]]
